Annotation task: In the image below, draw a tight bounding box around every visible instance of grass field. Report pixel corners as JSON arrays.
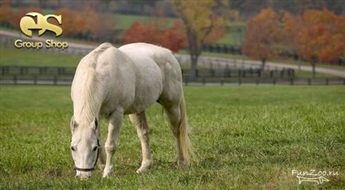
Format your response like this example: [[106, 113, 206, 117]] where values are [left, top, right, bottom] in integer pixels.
[[0, 47, 82, 67], [0, 85, 344, 189]]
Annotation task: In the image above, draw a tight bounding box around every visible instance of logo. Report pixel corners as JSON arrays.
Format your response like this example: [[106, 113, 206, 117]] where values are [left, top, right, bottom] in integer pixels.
[[15, 12, 68, 50], [292, 169, 339, 185], [20, 12, 62, 37]]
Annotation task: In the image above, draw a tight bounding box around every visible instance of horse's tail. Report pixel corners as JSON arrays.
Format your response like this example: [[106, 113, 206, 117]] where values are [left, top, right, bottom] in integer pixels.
[[178, 94, 195, 165]]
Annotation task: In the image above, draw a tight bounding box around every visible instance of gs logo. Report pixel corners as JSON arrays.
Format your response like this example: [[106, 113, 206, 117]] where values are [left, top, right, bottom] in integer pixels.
[[20, 12, 63, 37]]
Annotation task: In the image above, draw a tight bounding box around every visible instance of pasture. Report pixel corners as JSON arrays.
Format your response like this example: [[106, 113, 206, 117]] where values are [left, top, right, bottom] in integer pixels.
[[0, 85, 344, 189]]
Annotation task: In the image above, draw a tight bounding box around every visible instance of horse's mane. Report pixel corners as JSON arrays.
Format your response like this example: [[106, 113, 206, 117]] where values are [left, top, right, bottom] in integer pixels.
[[75, 43, 113, 126]]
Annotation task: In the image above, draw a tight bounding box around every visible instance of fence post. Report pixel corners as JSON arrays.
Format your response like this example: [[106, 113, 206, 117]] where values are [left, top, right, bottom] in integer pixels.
[[273, 78, 276, 85], [290, 78, 294, 85], [202, 78, 206, 86], [34, 75, 37, 85], [20, 67, 24, 74], [280, 69, 284, 78], [326, 78, 329, 85], [238, 70, 242, 86], [53, 76, 57, 85], [308, 78, 311, 85]]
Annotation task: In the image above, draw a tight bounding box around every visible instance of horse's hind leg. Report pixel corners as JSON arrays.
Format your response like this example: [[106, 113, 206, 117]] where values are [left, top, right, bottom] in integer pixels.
[[129, 111, 153, 173], [161, 100, 190, 166]]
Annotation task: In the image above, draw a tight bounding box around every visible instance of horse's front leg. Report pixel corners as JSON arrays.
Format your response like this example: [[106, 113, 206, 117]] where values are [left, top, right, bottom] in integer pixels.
[[129, 112, 153, 173], [103, 110, 123, 178]]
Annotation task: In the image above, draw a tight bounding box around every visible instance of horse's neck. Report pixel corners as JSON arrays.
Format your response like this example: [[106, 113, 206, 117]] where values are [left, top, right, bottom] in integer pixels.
[[73, 69, 104, 125]]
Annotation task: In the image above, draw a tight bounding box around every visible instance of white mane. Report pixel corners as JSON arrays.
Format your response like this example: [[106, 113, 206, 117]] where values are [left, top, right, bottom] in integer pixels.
[[72, 43, 112, 126]]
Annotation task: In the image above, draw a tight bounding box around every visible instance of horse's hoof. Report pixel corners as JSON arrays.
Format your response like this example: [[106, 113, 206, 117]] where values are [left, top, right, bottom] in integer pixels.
[[102, 166, 113, 178], [177, 160, 188, 168], [136, 161, 152, 173], [102, 172, 111, 178]]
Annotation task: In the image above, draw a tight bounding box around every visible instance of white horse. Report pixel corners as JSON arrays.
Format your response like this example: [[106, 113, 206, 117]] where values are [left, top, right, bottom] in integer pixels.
[[70, 42, 193, 178]]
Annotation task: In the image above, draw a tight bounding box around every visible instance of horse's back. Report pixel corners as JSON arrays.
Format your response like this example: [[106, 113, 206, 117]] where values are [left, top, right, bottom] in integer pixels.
[[119, 43, 183, 104], [119, 43, 181, 76]]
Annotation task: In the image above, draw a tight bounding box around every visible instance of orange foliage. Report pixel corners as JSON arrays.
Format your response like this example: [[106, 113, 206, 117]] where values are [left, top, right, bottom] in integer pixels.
[[10, 7, 41, 28], [205, 26, 226, 44], [54, 7, 114, 40], [54, 8, 85, 36], [284, 9, 345, 63], [80, 7, 112, 40], [123, 21, 187, 52], [243, 8, 283, 63], [0, 0, 13, 25]]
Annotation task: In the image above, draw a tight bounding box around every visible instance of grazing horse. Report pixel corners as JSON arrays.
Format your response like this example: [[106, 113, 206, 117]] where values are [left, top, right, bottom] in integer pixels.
[[70, 42, 193, 178]]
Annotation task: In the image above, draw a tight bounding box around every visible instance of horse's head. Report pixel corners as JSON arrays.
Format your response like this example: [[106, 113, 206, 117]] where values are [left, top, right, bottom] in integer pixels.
[[70, 116, 100, 179]]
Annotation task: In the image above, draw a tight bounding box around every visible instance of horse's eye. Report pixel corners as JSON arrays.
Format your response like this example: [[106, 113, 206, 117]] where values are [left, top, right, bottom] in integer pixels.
[[71, 146, 75, 151], [92, 146, 98, 151]]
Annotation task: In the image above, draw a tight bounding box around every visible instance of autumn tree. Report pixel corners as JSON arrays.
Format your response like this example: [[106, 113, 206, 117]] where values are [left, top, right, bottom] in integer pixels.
[[54, 7, 114, 41], [283, 9, 345, 77], [171, 0, 227, 79], [123, 20, 187, 52], [0, 0, 13, 27], [54, 8, 85, 37], [243, 8, 283, 70], [10, 7, 41, 29]]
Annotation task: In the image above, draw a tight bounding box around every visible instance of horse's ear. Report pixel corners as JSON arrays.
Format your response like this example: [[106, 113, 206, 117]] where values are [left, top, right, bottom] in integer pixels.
[[70, 116, 78, 132], [91, 117, 98, 130]]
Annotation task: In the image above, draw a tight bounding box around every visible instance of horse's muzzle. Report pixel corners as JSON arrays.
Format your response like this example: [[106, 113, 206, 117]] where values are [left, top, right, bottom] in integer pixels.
[[76, 170, 92, 179]]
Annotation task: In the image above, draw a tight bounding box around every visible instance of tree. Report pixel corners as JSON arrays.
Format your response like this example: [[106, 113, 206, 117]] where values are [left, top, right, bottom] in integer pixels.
[[243, 8, 283, 70], [54, 8, 85, 37], [123, 20, 187, 53], [0, 0, 13, 27], [11, 7, 41, 29], [171, 0, 227, 79], [283, 9, 345, 77], [54, 7, 114, 41]]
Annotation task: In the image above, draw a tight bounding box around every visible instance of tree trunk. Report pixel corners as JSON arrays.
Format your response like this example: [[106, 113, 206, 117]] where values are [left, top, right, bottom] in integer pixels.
[[190, 54, 198, 80], [311, 56, 317, 78], [261, 58, 266, 71]]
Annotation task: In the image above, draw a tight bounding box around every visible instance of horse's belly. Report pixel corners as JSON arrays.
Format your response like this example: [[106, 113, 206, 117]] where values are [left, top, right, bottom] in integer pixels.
[[124, 67, 163, 115]]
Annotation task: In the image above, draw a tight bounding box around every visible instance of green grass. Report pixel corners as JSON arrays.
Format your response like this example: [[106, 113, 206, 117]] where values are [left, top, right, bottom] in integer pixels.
[[0, 85, 344, 189], [0, 47, 82, 67]]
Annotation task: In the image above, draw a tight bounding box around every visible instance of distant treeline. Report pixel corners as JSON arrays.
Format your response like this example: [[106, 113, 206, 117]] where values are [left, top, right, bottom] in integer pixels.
[[7, 0, 345, 18]]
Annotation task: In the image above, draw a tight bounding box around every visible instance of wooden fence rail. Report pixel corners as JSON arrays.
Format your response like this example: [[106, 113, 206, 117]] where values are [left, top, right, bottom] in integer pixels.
[[1, 66, 344, 86], [1, 66, 295, 79]]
